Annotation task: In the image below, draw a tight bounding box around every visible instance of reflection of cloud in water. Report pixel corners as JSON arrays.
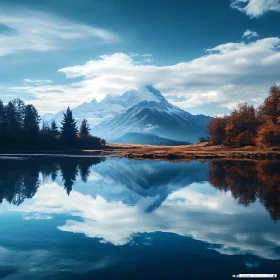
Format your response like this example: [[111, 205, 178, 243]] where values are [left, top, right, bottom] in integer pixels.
[[23, 213, 53, 220], [9, 181, 280, 260], [0, 245, 114, 280], [244, 259, 260, 269]]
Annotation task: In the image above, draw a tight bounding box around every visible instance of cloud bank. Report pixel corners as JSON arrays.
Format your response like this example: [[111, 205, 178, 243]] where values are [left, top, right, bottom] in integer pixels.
[[8, 35, 280, 114], [0, 7, 119, 56], [231, 0, 280, 18], [9, 181, 280, 260]]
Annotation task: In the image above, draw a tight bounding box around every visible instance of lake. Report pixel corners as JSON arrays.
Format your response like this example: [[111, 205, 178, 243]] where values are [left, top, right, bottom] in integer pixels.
[[0, 156, 279, 280]]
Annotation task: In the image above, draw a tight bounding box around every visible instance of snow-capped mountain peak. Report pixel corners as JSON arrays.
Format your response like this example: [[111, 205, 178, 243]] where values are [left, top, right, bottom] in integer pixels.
[[47, 85, 212, 143], [146, 84, 167, 103]]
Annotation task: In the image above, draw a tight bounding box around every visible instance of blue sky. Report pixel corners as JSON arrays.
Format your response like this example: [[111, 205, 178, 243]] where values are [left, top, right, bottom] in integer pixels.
[[0, 0, 280, 115]]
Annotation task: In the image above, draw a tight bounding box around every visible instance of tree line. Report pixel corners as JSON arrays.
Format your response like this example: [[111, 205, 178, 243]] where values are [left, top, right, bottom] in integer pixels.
[[207, 85, 280, 147], [1, 156, 279, 221], [0, 99, 106, 150], [0, 157, 105, 205]]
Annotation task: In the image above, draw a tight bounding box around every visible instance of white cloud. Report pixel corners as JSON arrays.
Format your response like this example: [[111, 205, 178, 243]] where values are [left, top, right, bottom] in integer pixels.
[[0, 7, 119, 56], [9, 181, 280, 260], [129, 53, 152, 58], [242, 29, 259, 39], [23, 213, 53, 220], [144, 124, 159, 132], [6, 35, 280, 114], [23, 79, 53, 86], [231, 0, 280, 18]]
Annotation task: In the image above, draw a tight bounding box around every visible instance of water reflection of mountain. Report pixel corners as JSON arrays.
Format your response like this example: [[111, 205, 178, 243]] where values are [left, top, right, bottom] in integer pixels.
[[0, 156, 210, 212], [0, 157, 105, 205], [2, 157, 280, 261], [1, 157, 280, 221], [90, 159, 209, 211], [209, 160, 280, 221]]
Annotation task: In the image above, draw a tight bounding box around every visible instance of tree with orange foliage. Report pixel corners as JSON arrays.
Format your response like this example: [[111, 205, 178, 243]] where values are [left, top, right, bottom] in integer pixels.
[[259, 85, 280, 122], [256, 121, 280, 147], [223, 103, 260, 147], [256, 86, 280, 147], [207, 117, 227, 145], [207, 86, 280, 147]]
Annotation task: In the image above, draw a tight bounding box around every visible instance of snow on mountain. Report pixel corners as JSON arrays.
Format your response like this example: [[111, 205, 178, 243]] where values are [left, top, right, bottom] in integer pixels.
[[94, 85, 212, 142], [48, 90, 143, 129], [75, 159, 209, 212], [48, 85, 212, 142]]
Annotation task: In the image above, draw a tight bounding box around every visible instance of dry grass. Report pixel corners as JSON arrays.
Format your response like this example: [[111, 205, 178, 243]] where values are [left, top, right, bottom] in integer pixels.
[[83, 142, 280, 161]]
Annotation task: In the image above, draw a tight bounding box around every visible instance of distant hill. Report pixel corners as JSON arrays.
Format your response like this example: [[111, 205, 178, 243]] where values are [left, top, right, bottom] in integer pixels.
[[113, 133, 190, 146]]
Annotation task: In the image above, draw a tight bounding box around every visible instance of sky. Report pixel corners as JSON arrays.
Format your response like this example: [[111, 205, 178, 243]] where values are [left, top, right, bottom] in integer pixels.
[[0, 0, 280, 116]]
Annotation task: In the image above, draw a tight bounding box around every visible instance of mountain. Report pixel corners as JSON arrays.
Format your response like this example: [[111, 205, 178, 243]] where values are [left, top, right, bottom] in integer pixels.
[[47, 90, 144, 129], [49, 85, 212, 143], [94, 85, 212, 142], [114, 133, 190, 146]]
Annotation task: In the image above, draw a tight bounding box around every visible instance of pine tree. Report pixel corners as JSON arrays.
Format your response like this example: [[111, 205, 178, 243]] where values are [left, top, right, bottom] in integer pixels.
[[0, 100, 7, 132], [42, 120, 50, 132], [60, 107, 78, 143], [24, 105, 40, 135], [51, 120, 59, 134], [6, 101, 20, 130], [79, 119, 90, 136], [12, 99, 25, 127]]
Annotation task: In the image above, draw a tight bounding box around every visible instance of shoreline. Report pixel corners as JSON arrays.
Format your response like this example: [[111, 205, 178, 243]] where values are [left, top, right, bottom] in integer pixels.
[[0, 143, 280, 161]]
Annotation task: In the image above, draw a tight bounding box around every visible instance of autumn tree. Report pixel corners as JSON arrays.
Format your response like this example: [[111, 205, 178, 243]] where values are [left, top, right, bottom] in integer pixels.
[[259, 85, 280, 123], [256, 86, 280, 146], [207, 117, 227, 145], [223, 103, 260, 147]]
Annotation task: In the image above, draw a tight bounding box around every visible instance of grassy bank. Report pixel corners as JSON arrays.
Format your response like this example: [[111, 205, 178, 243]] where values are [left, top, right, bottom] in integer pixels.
[[92, 143, 280, 160], [1, 143, 280, 161]]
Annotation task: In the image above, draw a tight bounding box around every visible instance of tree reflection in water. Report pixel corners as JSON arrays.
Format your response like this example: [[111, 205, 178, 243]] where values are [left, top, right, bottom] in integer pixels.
[[0, 157, 105, 205], [0, 159, 40, 206], [0, 157, 279, 222], [209, 160, 280, 221]]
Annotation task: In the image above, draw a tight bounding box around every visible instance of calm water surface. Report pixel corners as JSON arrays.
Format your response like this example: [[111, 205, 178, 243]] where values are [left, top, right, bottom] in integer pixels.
[[0, 156, 279, 280]]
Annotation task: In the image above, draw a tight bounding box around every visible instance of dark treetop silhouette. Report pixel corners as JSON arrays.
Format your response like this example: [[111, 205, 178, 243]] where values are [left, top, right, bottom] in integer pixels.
[[0, 100, 106, 151], [0, 157, 105, 204]]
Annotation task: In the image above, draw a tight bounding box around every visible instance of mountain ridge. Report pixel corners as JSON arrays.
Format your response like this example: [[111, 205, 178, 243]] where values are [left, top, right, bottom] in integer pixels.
[[114, 132, 191, 146], [47, 85, 212, 143]]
